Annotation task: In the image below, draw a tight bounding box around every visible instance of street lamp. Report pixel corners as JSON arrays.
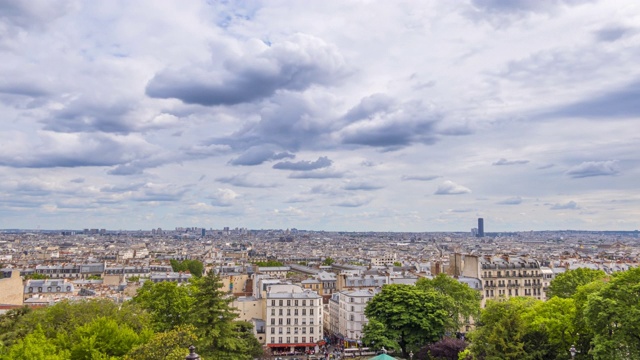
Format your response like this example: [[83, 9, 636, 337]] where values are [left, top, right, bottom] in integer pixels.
[[409, 351, 414, 360], [569, 345, 578, 359], [185, 345, 200, 360]]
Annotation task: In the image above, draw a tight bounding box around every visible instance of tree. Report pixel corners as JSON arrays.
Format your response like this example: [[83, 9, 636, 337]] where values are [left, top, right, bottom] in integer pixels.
[[1, 325, 69, 360], [170, 260, 204, 278], [393, 261, 402, 267], [468, 297, 539, 360], [69, 317, 151, 359], [132, 280, 195, 331], [125, 325, 198, 360], [361, 319, 399, 352], [416, 337, 467, 360], [322, 257, 335, 266], [521, 297, 576, 359], [0, 306, 32, 348], [23, 273, 49, 280], [364, 284, 450, 358], [252, 260, 284, 267], [572, 280, 607, 358], [416, 274, 481, 332], [547, 268, 606, 299], [584, 267, 640, 360], [190, 270, 248, 359]]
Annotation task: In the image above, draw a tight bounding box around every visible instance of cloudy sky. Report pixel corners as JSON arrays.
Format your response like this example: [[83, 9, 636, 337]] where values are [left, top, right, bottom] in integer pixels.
[[1, 0, 639, 232]]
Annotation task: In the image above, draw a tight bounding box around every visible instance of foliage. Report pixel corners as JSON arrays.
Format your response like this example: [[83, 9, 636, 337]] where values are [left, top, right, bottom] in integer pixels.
[[322, 257, 335, 266], [124, 325, 197, 360], [522, 296, 576, 357], [169, 260, 204, 278], [86, 274, 102, 280], [69, 317, 151, 359], [468, 297, 538, 360], [361, 319, 399, 352], [416, 274, 481, 331], [24, 273, 49, 280], [393, 261, 402, 267], [0, 306, 32, 348], [252, 260, 284, 267], [584, 267, 640, 360], [0, 325, 69, 360], [572, 279, 606, 358], [132, 280, 195, 331], [546, 268, 606, 299], [364, 284, 450, 358], [415, 337, 467, 360], [190, 270, 253, 359]]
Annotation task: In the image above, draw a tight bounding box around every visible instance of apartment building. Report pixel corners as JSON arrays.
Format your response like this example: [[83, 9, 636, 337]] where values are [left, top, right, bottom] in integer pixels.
[[265, 284, 323, 354], [336, 288, 379, 347]]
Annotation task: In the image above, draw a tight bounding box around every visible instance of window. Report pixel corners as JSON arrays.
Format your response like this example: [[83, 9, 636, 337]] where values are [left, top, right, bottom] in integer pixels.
[[310, 327, 314, 334], [310, 337, 314, 342], [302, 309, 306, 316], [294, 318, 298, 325], [302, 300, 306, 306], [294, 337, 298, 343], [286, 319, 291, 325], [310, 300, 314, 306], [302, 327, 306, 334], [287, 309, 291, 316], [310, 309, 314, 315], [278, 328, 283, 334], [271, 319, 275, 325], [272, 300, 276, 306], [271, 337, 275, 343], [279, 337, 283, 343], [286, 337, 290, 343], [302, 337, 306, 343], [271, 309, 275, 316], [295, 300, 298, 306], [294, 309, 298, 316], [28, 287, 33, 293], [351, 306, 354, 311], [271, 328, 275, 334], [287, 328, 291, 334], [278, 319, 283, 325], [287, 300, 291, 306], [279, 300, 283, 306], [279, 309, 283, 316]]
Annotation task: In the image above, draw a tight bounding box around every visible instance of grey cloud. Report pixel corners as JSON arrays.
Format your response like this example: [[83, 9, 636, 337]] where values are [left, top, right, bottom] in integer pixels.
[[434, 180, 471, 195], [69, 178, 85, 184], [566, 160, 619, 178], [470, 0, 593, 15], [273, 156, 332, 171], [0, 82, 50, 97], [332, 197, 372, 207], [548, 79, 640, 119], [550, 200, 580, 210], [401, 175, 439, 181], [216, 173, 278, 188], [0, 133, 153, 169], [493, 158, 529, 166], [0, 0, 75, 32], [497, 196, 523, 205], [538, 164, 555, 170], [108, 164, 144, 176], [449, 208, 476, 213], [308, 184, 341, 196], [289, 169, 345, 179], [146, 34, 348, 106], [343, 94, 395, 122], [100, 183, 145, 193], [343, 182, 384, 191], [229, 146, 294, 166], [339, 101, 440, 148], [594, 26, 635, 42], [284, 196, 314, 203], [132, 184, 188, 202]]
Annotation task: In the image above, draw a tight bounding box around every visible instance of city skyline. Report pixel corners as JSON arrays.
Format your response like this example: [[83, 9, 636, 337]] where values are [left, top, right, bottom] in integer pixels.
[[0, 1, 639, 232]]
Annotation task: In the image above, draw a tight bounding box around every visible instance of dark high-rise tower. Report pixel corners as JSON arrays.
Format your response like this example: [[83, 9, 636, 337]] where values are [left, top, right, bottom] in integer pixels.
[[477, 218, 484, 237]]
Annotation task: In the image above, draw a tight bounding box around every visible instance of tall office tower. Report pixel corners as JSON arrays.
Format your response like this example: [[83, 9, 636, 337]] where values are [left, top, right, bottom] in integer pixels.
[[477, 218, 484, 237]]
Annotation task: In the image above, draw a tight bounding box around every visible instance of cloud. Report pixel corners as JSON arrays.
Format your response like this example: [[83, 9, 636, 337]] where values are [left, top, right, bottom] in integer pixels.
[[470, 0, 594, 15], [497, 196, 523, 205], [284, 196, 314, 203], [434, 181, 471, 195], [132, 183, 188, 202], [493, 158, 529, 166], [343, 93, 395, 122], [209, 188, 239, 207], [550, 200, 580, 210], [401, 175, 439, 181], [289, 169, 345, 179], [229, 146, 295, 166], [272, 156, 332, 171], [332, 196, 372, 207], [216, 173, 279, 188], [548, 79, 640, 119], [566, 160, 619, 178], [594, 25, 635, 42], [343, 182, 384, 191], [146, 34, 348, 106], [339, 100, 440, 148]]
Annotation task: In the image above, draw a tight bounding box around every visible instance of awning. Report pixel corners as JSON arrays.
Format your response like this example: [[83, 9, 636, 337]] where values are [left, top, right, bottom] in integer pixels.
[[267, 343, 318, 348]]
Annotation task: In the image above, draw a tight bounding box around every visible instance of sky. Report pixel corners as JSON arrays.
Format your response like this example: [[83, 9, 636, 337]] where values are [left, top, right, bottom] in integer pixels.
[[0, 0, 639, 232]]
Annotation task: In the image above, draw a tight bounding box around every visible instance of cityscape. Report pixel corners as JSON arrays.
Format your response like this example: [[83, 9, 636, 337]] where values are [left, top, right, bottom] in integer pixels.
[[1, 0, 639, 359]]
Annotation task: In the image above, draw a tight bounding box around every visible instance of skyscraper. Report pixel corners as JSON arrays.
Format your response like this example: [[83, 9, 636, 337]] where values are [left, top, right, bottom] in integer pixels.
[[477, 218, 484, 237]]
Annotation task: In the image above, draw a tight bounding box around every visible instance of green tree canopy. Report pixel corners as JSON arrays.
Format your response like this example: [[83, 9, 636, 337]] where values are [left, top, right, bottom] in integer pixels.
[[124, 325, 197, 360], [547, 267, 607, 299], [132, 280, 195, 332], [322, 257, 335, 266], [169, 260, 204, 278], [584, 267, 640, 360], [416, 274, 481, 331], [364, 284, 450, 358], [252, 260, 284, 267]]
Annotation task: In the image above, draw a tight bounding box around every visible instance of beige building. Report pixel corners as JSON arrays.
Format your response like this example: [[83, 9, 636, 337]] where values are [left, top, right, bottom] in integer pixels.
[[0, 270, 24, 305]]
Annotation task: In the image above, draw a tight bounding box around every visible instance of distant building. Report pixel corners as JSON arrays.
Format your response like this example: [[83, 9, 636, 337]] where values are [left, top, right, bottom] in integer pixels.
[[477, 218, 484, 238], [24, 279, 75, 301]]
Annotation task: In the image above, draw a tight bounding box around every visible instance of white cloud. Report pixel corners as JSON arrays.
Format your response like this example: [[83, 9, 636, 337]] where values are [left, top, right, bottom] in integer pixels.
[[435, 181, 472, 195]]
